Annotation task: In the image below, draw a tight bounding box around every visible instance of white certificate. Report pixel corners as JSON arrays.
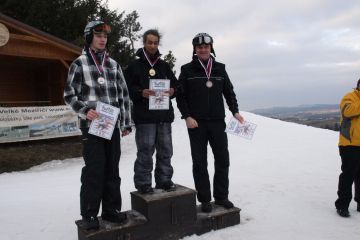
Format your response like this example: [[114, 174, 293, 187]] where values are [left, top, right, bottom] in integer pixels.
[[149, 79, 170, 110], [88, 102, 120, 140], [225, 117, 257, 140]]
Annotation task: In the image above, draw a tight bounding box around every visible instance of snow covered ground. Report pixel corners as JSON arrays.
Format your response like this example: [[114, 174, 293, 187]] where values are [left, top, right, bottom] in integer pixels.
[[0, 110, 359, 240]]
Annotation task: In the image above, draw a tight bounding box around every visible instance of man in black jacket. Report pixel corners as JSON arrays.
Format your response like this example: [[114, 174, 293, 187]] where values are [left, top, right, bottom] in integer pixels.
[[124, 29, 178, 194], [176, 33, 244, 213]]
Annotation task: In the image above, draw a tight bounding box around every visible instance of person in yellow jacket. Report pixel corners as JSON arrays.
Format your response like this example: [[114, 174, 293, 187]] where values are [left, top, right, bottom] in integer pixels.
[[335, 79, 360, 217]]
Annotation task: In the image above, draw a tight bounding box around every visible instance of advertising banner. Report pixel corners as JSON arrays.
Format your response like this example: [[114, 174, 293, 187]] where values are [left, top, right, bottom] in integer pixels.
[[0, 105, 81, 143]]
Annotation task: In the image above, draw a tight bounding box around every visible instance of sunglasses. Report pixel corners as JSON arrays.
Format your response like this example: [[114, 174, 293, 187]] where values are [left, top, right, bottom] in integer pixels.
[[193, 35, 212, 46], [93, 24, 111, 34]]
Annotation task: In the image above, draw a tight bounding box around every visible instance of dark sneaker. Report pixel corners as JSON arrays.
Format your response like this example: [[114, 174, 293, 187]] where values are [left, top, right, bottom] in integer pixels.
[[101, 210, 127, 223], [357, 203, 360, 212], [138, 186, 154, 194], [201, 202, 212, 213], [164, 183, 176, 192], [214, 199, 234, 209], [82, 216, 99, 230], [156, 182, 177, 192], [336, 209, 350, 218]]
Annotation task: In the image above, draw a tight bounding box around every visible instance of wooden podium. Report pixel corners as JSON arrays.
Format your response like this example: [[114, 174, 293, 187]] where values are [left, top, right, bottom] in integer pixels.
[[76, 185, 240, 240]]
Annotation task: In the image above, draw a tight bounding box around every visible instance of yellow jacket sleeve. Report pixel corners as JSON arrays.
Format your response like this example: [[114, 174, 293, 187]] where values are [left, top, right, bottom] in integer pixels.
[[341, 90, 360, 118]]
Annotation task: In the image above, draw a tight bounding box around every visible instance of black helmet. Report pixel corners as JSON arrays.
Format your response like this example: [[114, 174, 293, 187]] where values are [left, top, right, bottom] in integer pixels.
[[84, 20, 111, 46], [192, 33, 216, 57]]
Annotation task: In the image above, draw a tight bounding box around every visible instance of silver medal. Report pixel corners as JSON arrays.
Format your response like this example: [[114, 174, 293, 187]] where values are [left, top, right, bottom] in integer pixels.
[[97, 77, 105, 85], [206, 80, 213, 88]]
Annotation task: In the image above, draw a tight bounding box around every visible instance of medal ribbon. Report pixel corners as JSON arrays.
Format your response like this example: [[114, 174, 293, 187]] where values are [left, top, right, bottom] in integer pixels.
[[143, 48, 160, 68], [89, 48, 106, 76], [198, 57, 213, 80]]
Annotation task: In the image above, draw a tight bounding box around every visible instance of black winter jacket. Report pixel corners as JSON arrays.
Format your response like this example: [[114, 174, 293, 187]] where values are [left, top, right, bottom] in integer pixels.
[[176, 56, 239, 120], [124, 48, 179, 124]]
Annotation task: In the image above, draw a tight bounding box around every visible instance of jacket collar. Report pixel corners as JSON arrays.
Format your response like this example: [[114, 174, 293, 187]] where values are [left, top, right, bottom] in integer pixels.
[[192, 55, 218, 71], [136, 48, 161, 61], [82, 47, 109, 65]]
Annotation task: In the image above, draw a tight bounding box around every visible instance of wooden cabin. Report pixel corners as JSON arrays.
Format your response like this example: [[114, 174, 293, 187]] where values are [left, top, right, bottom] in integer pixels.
[[0, 13, 81, 107]]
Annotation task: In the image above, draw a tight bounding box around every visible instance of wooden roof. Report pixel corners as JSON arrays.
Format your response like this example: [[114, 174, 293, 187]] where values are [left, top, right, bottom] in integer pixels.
[[0, 13, 81, 62]]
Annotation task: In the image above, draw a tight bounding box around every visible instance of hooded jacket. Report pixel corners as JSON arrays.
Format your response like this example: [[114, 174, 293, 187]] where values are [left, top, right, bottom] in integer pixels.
[[339, 89, 360, 146], [124, 48, 178, 124], [176, 56, 239, 120]]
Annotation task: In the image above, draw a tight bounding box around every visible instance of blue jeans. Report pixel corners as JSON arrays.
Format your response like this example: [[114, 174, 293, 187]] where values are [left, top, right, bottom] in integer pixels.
[[134, 123, 174, 189]]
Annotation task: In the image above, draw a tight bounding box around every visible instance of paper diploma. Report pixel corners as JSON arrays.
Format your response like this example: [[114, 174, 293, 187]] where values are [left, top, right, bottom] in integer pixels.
[[149, 79, 170, 110], [225, 117, 257, 140], [88, 102, 119, 140]]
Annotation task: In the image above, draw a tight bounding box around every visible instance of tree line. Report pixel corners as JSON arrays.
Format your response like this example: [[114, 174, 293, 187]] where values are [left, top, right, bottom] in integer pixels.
[[0, 0, 176, 70]]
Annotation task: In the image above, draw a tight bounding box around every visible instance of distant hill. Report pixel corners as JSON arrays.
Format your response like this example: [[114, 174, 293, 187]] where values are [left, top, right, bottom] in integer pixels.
[[250, 104, 340, 131], [251, 104, 339, 116]]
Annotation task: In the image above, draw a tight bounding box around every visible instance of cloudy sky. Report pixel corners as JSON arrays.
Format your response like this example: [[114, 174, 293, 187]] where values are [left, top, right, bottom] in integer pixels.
[[108, 0, 360, 110]]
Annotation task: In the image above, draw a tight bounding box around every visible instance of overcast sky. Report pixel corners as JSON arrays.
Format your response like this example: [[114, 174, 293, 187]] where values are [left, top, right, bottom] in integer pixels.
[[108, 0, 360, 110]]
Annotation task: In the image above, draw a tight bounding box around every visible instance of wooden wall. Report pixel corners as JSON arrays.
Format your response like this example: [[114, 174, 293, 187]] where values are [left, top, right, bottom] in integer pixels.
[[0, 55, 68, 107], [0, 14, 81, 107]]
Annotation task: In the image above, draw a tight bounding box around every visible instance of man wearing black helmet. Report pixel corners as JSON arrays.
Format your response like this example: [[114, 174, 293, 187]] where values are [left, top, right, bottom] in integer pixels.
[[64, 20, 132, 229], [124, 29, 178, 194], [176, 33, 244, 213]]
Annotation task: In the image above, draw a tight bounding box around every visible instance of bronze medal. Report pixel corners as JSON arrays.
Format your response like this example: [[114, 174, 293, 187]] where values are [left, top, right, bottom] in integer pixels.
[[149, 68, 156, 76], [198, 57, 213, 89]]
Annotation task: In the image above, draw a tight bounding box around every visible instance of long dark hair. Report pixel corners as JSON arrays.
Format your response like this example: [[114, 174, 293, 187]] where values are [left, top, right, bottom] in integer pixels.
[[142, 29, 162, 44]]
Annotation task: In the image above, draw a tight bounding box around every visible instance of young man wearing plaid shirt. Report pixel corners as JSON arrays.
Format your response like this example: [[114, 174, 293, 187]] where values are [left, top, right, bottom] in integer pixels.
[[64, 20, 132, 230]]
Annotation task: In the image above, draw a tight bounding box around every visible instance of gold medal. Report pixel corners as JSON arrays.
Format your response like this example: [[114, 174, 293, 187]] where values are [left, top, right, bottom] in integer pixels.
[[149, 68, 156, 76], [143, 49, 160, 77], [206, 80, 213, 88]]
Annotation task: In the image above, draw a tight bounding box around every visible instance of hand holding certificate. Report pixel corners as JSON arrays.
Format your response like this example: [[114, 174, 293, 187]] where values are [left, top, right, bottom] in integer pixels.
[[149, 79, 170, 110], [88, 102, 120, 140], [225, 117, 257, 140]]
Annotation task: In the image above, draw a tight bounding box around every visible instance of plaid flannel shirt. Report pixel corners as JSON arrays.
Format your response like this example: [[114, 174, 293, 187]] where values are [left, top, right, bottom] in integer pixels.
[[64, 48, 132, 129]]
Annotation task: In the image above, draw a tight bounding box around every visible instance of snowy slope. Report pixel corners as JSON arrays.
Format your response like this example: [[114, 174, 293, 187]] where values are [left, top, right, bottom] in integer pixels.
[[0, 110, 359, 240]]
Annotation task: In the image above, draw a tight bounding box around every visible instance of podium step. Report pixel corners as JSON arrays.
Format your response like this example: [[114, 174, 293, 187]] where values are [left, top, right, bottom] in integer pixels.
[[195, 203, 241, 235], [131, 184, 197, 225], [75, 210, 147, 240], [75, 185, 241, 240]]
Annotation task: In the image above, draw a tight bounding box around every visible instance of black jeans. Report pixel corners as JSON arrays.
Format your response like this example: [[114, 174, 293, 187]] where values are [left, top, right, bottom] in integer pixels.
[[134, 123, 174, 189], [188, 120, 229, 203], [335, 146, 360, 210], [80, 128, 122, 218]]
